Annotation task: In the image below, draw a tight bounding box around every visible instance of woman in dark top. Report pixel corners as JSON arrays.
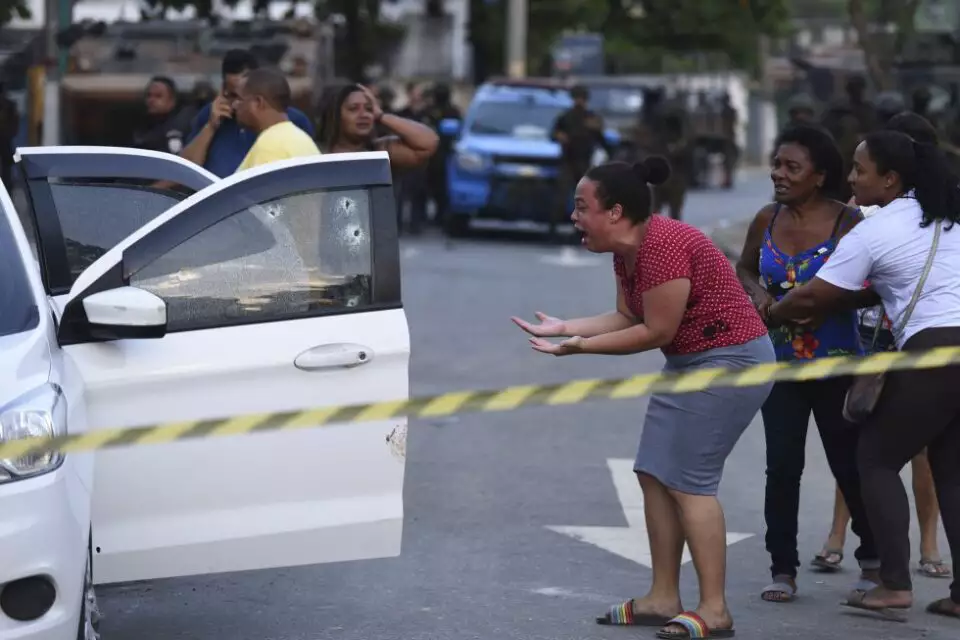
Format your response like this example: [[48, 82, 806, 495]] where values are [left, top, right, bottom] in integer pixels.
[[315, 83, 439, 169], [736, 124, 880, 603]]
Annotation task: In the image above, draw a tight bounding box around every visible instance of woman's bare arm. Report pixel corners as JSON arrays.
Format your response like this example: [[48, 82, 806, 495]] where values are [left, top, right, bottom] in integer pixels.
[[735, 205, 776, 308], [561, 277, 638, 337], [375, 113, 440, 169]]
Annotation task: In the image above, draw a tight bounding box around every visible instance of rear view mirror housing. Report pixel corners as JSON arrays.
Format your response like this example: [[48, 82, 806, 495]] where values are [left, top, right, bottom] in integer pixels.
[[78, 286, 167, 341]]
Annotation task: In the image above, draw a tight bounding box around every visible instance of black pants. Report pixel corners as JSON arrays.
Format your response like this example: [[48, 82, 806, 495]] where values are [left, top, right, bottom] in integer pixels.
[[762, 377, 878, 579], [398, 168, 429, 234], [858, 327, 960, 601]]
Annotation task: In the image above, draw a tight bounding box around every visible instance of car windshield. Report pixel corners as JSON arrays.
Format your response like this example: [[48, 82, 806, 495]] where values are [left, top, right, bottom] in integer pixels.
[[0, 208, 40, 338], [467, 101, 566, 138], [588, 86, 644, 114]]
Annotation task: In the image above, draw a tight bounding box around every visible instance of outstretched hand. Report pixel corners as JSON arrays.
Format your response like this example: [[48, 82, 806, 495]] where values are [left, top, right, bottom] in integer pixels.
[[528, 336, 584, 356], [511, 312, 567, 338]]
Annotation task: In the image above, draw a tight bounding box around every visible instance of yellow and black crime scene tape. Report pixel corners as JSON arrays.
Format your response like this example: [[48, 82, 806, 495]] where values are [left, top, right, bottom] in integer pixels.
[[3, 346, 960, 460]]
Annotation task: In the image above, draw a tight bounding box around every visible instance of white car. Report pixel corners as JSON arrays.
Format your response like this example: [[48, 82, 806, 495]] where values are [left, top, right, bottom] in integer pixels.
[[0, 147, 410, 640]]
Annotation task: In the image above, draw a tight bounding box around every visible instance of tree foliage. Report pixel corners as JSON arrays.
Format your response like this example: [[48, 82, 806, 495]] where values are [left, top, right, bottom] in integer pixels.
[[0, 0, 30, 27], [469, 0, 791, 81], [848, 0, 924, 90]]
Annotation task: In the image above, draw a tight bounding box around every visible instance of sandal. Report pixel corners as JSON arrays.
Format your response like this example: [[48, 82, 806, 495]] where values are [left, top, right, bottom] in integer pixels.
[[811, 548, 843, 572], [926, 598, 960, 619], [919, 558, 952, 579], [595, 599, 673, 626], [656, 611, 735, 638], [760, 576, 797, 603], [850, 575, 880, 593], [840, 589, 909, 623]]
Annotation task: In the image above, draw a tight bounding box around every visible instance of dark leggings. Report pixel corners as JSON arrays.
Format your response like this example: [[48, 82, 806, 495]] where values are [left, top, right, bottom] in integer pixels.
[[762, 376, 878, 579], [858, 326, 960, 602]]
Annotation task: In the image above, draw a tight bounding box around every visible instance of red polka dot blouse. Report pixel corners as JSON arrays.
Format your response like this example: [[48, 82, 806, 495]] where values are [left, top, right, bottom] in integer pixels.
[[613, 215, 768, 355]]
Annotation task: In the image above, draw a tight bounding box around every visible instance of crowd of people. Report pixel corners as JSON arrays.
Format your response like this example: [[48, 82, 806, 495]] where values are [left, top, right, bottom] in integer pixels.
[[126, 48, 455, 236], [513, 100, 960, 636], [121, 54, 960, 635]]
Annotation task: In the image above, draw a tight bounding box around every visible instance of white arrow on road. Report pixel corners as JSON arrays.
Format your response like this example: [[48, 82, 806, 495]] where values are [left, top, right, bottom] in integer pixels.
[[547, 459, 753, 567]]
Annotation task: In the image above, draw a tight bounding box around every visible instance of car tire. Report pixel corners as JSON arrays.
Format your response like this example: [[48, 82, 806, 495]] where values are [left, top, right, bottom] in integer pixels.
[[76, 541, 101, 640]]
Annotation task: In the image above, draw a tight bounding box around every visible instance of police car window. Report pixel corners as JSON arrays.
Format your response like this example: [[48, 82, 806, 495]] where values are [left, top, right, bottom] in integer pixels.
[[48, 178, 199, 284], [468, 103, 565, 137], [589, 87, 644, 113], [130, 188, 372, 332], [0, 207, 39, 338]]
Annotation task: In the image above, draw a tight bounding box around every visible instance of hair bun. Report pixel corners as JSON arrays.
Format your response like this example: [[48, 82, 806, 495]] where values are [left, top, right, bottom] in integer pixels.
[[637, 155, 671, 186]]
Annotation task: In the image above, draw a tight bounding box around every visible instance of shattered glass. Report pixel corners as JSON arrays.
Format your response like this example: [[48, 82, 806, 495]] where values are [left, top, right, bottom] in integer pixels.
[[133, 188, 373, 331]]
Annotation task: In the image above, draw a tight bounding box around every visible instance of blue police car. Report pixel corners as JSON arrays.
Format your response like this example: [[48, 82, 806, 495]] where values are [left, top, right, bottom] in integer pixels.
[[439, 79, 620, 236]]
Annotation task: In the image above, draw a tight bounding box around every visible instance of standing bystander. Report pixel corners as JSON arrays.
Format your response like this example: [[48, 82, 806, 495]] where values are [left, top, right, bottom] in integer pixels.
[[232, 68, 320, 172], [180, 49, 314, 177]]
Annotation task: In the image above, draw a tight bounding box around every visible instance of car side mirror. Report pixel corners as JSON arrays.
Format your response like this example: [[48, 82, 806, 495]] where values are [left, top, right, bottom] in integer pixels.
[[439, 118, 461, 137], [81, 286, 167, 340]]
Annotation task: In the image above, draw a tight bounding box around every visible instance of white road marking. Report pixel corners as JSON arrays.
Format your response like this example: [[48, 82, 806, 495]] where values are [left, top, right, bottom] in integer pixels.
[[546, 459, 753, 568]]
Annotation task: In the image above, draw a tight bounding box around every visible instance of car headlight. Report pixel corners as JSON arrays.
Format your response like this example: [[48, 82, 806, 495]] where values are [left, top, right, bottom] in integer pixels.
[[0, 384, 66, 483], [455, 150, 487, 173]]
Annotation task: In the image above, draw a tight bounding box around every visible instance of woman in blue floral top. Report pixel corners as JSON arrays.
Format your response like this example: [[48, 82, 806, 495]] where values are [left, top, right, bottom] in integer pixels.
[[736, 125, 881, 603]]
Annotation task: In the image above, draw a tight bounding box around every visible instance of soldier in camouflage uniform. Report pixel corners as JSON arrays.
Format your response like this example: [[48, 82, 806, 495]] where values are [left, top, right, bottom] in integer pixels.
[[720, 92, 738, 188], [785, 93, 817, 126], [873, 91, 907, 125], [634, 88, 691, 220], [820, 76, 878, 202]]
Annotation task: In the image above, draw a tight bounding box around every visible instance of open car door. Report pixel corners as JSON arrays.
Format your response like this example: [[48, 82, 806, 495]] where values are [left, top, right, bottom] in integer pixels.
[[43, 151, 408, 584], [15, 146, 217, 297]]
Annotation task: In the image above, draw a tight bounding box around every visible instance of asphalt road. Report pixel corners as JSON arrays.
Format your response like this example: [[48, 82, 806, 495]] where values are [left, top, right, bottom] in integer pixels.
[[98, 171, 956, 640]]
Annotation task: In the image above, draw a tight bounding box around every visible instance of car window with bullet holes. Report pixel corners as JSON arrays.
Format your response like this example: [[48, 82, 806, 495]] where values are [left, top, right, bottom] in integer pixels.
[[129, 188, 373, 332]]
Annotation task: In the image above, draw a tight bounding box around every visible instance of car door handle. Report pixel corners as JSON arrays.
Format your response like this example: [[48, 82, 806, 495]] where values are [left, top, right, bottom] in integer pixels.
[[293, 343, 373, 371]]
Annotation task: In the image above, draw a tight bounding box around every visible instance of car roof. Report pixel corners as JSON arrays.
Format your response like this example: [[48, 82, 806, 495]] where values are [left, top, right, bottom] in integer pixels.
[[474, 79, 572, 107]]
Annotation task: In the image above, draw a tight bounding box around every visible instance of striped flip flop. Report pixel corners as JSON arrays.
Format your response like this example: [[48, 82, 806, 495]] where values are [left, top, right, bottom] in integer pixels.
[[595, 599, 673, 626], [656, 611, 735, 639]]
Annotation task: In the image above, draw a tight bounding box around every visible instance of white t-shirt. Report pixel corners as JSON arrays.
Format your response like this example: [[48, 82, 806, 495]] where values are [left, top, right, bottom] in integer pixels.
[[817, 196, 960, 349], [855, 204, 887, 332]]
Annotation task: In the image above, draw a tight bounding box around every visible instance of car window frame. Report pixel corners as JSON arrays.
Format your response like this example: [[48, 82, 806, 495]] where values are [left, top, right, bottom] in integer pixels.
[[17, 148, 217, 297], [57, 153, 400, 345]]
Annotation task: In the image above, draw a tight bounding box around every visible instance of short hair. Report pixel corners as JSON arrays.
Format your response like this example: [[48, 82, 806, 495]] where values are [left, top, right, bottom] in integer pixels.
[[243, 67, 291, 111], [147, 75, 177, 97], [774, 124, 846, 201], [571, 84, 589, 100], [222, 49, 259, 77]]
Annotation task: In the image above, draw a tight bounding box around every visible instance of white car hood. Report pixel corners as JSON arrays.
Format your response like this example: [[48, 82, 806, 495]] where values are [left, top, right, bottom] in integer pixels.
[[0, 328, 52, 410]]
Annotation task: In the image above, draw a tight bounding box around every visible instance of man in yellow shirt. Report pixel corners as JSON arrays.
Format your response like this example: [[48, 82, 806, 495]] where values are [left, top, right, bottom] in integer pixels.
[[234, 68, 321, 172]]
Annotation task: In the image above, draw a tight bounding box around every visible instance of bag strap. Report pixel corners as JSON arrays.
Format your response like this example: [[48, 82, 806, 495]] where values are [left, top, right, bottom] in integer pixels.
[[893, 219, 942, 339]]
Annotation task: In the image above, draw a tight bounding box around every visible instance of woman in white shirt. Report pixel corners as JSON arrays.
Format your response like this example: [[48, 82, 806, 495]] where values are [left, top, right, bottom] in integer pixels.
[[768, 129, 960, 621], [817, 113, 951, 581]]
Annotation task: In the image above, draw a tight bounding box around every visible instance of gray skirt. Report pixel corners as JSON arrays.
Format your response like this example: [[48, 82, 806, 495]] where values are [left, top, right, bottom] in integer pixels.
[[634, 335, 775, 496]]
